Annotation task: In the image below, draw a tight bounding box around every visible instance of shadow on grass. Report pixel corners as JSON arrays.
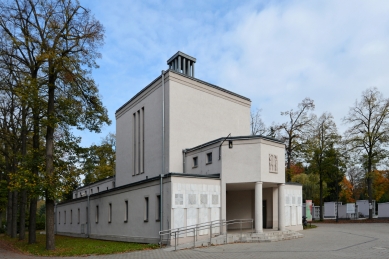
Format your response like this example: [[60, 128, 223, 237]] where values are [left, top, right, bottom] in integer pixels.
[[0, 232, 158, 256]]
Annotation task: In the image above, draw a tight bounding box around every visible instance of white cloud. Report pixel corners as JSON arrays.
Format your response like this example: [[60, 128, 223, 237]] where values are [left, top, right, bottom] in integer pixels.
[[77, 0, 389, 146]]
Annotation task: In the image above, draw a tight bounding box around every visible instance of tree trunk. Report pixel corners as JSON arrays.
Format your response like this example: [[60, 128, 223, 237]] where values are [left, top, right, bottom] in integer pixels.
[[19, 105, 27, 240], [11, 190, 18, 238], [319, 178, 323, 221], [367, 158, 373, 220], [29, 80, 40, 244], [6, 191, 12, 236], [45, 76, 55, 250], [19, 190, 27, 240], [29, 198, 37, 244]]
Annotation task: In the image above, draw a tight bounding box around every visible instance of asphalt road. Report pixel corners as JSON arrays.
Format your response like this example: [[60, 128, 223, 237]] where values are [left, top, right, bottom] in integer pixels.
[[1, 223, 388, 259]]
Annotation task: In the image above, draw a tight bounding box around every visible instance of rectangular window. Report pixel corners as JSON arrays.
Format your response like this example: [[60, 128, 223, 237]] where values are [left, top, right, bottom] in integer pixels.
[[108, 203, 112, 223], [156, 195, 161, 221], [206, 152, 212, 164], [91, 189, 93, 194], [59, 211, 61, 224], [124, 200, 128, 222], [64, 210, 66, 224], [85, 190, 87, 196], [112, 182, 115, 188], [193, 157, 198, 168], [86, 207, 88, 223], [95, 206, 99, 223], [97, 187, 99, 192], [137, 110, 140, 174], [133, 112, 137, 176], [78, 208, 80, 224], [70, 210, 73, 224], [144, 197, 149, 222]]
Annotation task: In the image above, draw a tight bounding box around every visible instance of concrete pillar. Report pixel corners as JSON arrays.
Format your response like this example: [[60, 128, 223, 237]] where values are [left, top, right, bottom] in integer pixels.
[[278, 183, 285, 231], [178, 56, 181, 72], [192, 62, 195, 77], [255, 182, 263, 233], [183, 57, 186, 74], [187, 59, 190, 76]]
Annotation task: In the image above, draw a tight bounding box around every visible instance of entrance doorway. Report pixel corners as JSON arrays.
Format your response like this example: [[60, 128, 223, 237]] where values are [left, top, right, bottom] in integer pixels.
[[263, 200, 267, 228]]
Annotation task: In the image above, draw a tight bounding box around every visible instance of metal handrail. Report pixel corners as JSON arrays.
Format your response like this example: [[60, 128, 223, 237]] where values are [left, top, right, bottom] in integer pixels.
[[159, 218, 253, 250]]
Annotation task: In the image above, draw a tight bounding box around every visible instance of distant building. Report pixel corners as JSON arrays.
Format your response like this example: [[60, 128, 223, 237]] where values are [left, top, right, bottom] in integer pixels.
[[56, 51, 303, 244]]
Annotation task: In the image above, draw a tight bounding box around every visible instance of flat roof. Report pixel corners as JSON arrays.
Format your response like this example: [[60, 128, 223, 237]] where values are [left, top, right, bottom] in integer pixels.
[[115, 70, 250, 114], [184, 135, 285, 153]]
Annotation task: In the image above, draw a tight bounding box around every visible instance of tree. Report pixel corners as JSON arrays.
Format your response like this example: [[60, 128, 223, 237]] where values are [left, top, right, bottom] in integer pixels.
[[251, 109, 268, 135], [304, 113, 341, 220], [276, 98, 315, 181], [81, 133, 116, 185], [0, 0, 110, 249], [343, 87, 389, 219]]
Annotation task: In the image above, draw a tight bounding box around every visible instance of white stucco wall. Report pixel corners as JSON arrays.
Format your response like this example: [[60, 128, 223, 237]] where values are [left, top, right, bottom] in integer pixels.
[[378, 203, 389, 218], [284, 184, 303, 231], [170, 176, 221, 240], [57, 177, 172, 243], [168, 72, 251, 173], [115, 77, 165, 187]]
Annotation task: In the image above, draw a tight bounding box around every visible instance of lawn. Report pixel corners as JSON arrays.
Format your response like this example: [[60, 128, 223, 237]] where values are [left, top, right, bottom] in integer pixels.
[[0, 233, 158, 256]]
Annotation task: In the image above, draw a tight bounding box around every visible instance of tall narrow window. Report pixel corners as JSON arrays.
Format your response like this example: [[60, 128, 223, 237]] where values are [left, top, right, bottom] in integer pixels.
[[137, 110, 140, 174], [144, 197, 149, 222], [97, 187, 99, 192], [140, 107, 145, 173], [193, 157, 198, 167], [96, 206, 99, 223], [64, 211, 66, 224], [124, 200, 128, 222], [59, 211, 61, 224], [86, 207, 88, 223], [78, 208, 80, 224], [90, 188, 93, 194], [108, 203, 112, 223], [206, 152, 213, 164], [156, 195, 161, 221], [70, 210, 73, 224], [133, 112, 137, 176]]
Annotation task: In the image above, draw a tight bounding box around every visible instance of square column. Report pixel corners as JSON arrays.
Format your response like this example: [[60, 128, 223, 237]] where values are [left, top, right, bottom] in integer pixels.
[[255, 182, 263, 233], [278, 183, 285, 231]]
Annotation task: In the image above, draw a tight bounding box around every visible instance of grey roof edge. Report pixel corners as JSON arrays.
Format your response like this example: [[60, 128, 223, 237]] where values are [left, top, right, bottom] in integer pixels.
[[115, 72, 165, 114], [169, 70, 251, 102], [167, 51, 196, 64], [74, 175, 115, 191], [58, 173, 220, 205], [115, 70, 251, 115], [184, 135, 285, 153]]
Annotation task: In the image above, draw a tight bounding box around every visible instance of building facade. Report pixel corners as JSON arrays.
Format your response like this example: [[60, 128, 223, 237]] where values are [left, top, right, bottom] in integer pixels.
[[56, 51, 302, 244]]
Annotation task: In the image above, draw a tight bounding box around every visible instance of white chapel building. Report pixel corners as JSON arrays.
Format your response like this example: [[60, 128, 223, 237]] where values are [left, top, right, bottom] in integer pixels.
[[55, 51, 303, 244]]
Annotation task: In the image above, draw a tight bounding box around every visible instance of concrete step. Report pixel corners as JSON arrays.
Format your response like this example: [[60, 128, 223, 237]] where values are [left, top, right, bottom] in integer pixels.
[[163, 230, 304, 251]]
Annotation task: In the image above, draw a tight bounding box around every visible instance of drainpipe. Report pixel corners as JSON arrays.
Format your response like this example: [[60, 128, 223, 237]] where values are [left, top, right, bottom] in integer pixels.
[[162, 70, 165, 176], [87, 194, 90, 238], [182, 149, 186, 174], [160, 70, 165, 244], [160, 173, 164, 245]]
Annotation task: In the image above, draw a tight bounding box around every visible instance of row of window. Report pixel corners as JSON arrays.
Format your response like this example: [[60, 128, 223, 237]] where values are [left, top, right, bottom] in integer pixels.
[[192, 152, 213, 168], [74, 182, 115, 198], [58, 195, 161, 225]]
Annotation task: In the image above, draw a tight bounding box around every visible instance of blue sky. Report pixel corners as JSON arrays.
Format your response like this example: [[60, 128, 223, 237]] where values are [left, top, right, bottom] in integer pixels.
[[76, 0, 389, 147]]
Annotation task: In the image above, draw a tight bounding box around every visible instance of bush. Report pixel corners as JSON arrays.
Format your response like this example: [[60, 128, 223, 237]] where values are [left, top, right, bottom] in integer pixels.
[[36, 221, 45, 230]]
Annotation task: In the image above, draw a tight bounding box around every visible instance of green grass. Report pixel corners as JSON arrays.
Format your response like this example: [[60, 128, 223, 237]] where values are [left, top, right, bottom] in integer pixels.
[[303, 224, 317, 230], [0, 233, 158, 256]]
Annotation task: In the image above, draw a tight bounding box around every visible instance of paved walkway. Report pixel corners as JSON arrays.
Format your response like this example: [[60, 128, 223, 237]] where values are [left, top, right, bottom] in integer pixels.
[[1, 223, 388, 259]]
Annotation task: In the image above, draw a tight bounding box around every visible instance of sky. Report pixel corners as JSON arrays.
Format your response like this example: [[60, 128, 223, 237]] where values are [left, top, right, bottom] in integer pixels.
[[76, 0, 389, 147]]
